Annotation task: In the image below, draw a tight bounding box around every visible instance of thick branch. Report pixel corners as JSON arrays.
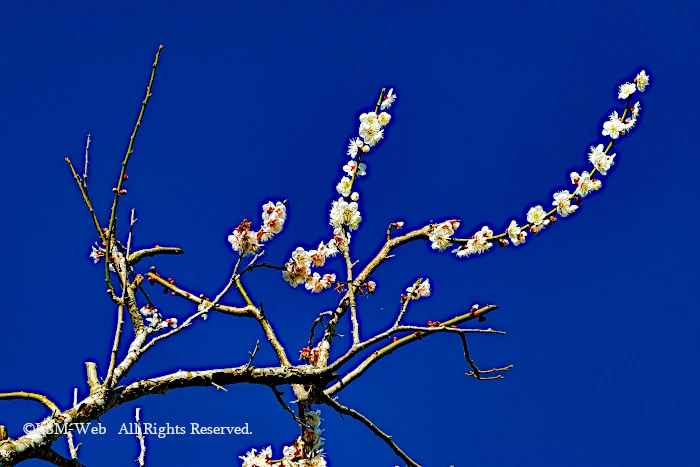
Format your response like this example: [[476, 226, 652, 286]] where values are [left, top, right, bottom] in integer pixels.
[[0, 365, 325, 465]]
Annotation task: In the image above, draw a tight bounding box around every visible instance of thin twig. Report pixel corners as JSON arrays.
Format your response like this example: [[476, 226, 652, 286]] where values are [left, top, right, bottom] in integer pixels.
[[244, 341, 261, 370], [460, 333, 513, 380], [134, 407, 146, 466], [269, 386, 301, 424], [308, 311, 333, 349], [64, 157, 105, 244], [126, 209, 137, 259], [323, 395, 420, 467], [66, 388, 81, 460], [82, 134, 90, 189], [395, 278, 421, 327], [104, 303, 125, 388], [104, 45, 164, 294]]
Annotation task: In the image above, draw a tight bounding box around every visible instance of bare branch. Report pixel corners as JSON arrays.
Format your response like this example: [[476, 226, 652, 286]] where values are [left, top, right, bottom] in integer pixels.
[[64, 157, 105, 244], [341, 247, 360, 345], [325, 305, 500, 396], [322, 395, 420, 467], [269, 386, 301, 425], [244, 341, 261, 371], [460, 333, 513, 380], [127, 246, 184, 267], [134, 407, 146, 467], [84, 363, 100, 395], [35, 449, 87, 467], [0, 392, 60, 415], [66, 389, 81, 461], [104, 45, 164, 294], [144, 273, 291, 367], [103, 303, 126, 388]]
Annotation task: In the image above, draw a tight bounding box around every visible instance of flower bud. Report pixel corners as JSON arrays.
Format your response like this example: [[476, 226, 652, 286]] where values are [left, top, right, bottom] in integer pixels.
[[119, 189, 127, 195], [350, 192, 359, 201], [123, 174, 129, 180], [361, 145, 370, 153]]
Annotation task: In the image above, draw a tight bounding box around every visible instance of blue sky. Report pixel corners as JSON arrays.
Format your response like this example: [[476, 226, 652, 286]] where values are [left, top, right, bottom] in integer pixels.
[[1, 1, 698, 466]]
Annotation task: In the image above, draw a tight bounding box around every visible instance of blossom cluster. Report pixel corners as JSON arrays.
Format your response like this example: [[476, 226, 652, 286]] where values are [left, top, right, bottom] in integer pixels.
[[228, 201, 287, 257], [452, 225, 494, 257], [281, 88, 397, 293], [239, 410, 326, 467], [429, 220, 460, 251], [440, 70, 649, 256], [139, 304, 177, 330], [282, 245, 337, 292]]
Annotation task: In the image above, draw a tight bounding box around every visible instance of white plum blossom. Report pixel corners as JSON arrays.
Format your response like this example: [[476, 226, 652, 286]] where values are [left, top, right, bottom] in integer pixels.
[[146, 313, 177, 331], [317, 240, 338, 258], [329, 198, 362, 230], [139, 305, 157, 316], [282, 247, 313, 288], [346, 137, 363, 158], [378, 112, 391, 126], [429, 220, 460, 251], [552, 190, 578, 217], [228, 227, 261, 257], [342, 160, 367, 177], [305, 272, 336, 293], [630, 101, 641, 118], [380, 88, 397, 110], [336, 176, 352, 197], [634, 70, 649, 91], [570, 171, 601, 197], [329, 228, 350, 251], [406, 279, 431, 299], [308, 242, 335, 267], [350, 191, 359, 201], [506, 220, 527, 246], [618, 82, 636, 99], [262, 201, 286, 223], [359, 112, 384, 146], [89, 243, 104, 263], [587, 144, 616, 175], [452, 225, 493, 257], [526, 205, 550, 233], [602, 111, 625, 139], [239, 446, 272, 467]]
